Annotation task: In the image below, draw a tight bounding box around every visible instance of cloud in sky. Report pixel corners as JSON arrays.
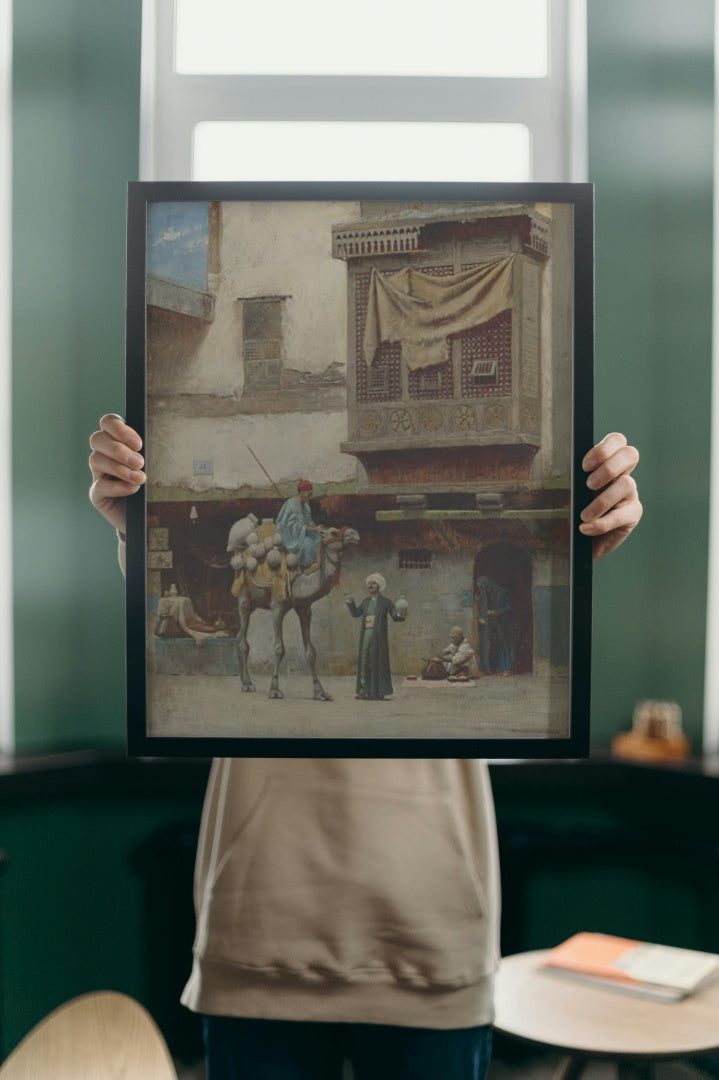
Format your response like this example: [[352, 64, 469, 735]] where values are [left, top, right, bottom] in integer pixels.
[[157, 227, 183, 245]]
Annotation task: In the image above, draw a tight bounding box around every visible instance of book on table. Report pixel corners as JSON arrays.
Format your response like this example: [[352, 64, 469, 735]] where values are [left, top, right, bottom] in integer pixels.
[[539, 932, 719, 1002]]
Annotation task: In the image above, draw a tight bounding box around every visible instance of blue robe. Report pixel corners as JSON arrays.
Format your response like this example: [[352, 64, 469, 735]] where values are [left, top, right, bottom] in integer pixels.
[[276, 496, 320, 569]]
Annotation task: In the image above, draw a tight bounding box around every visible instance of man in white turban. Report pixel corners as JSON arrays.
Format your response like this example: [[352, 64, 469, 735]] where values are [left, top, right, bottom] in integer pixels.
[[344, 573, 406, 699]]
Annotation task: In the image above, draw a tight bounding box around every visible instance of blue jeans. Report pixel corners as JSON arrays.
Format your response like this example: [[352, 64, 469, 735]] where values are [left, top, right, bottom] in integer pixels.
[[203, 1016, 493, 1080]]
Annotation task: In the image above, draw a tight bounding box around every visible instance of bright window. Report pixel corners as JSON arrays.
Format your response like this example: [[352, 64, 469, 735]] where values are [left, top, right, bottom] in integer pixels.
[[175, 0, 548, 78], [141, 0, 587, 183], [193, 121, 531, 182]]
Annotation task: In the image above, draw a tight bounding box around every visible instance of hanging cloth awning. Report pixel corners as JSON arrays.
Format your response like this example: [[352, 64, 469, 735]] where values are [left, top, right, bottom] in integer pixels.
[[363, 255, 515, 371]]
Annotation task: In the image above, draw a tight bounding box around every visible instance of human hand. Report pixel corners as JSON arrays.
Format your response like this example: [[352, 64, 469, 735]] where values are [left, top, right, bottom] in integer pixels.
[[88, 414, 146, 535], [580, 432, 642, 560]]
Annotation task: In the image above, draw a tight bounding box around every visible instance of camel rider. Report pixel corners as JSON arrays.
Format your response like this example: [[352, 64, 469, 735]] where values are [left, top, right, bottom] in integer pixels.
[[276, 479, 321, 570]]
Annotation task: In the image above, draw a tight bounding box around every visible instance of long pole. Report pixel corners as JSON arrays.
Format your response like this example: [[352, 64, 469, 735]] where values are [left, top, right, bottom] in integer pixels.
[[247, 444, 285, 500]]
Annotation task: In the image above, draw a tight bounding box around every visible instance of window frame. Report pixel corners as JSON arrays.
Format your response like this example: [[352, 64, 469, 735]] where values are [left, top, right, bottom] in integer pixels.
[[140, 0, 588, 184], [470, 358, 499, 387], [241, 295, 285, 391], [398, 549, 435, 571]]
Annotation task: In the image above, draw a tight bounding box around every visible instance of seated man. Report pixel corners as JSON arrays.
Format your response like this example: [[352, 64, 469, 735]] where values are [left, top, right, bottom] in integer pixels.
[[440, 627, 475, 679], [422, 626, 475, 680]]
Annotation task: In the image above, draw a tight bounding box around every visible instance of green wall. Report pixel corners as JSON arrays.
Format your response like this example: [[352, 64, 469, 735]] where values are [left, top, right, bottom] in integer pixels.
[[587, 0, 714, 748], [10, 0, 716, 751], [0, 789, 204, 1057], [12, 0, 142, 752]]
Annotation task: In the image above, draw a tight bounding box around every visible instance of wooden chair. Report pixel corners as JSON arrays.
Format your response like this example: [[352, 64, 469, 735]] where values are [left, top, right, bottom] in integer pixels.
[[0, 991, 178, 1079]]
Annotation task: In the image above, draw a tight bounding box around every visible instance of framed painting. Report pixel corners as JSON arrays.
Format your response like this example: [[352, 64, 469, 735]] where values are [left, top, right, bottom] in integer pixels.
[[126, 181, 594, 757]]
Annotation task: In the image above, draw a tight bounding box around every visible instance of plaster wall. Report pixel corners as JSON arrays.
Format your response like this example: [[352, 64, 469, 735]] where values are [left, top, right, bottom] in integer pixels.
[[148, 201, 363, 399], [147, 410, 357, 494]]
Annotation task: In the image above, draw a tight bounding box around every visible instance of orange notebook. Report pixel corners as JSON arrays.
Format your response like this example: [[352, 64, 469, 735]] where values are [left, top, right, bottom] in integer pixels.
[[540, 932, 719, 1002]]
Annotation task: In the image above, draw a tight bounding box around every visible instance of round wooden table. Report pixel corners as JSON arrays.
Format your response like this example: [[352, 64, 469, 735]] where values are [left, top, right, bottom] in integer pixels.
[[494, 949, 719, 1079]]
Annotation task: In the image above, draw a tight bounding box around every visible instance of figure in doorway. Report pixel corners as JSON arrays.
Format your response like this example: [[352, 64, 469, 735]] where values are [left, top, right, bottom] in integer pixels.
[[476, 575, 513, 675], [344, 574, 408, 700], [276, 479, 321, 570]]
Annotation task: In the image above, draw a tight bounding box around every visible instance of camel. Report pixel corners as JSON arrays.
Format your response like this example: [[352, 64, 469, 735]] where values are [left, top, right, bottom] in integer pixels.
[[232, 525, 360, 700]]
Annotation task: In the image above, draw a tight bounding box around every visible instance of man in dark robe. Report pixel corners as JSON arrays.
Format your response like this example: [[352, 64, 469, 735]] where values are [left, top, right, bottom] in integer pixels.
[[344, 573, 407, 700], [475, 575, 513, 675]]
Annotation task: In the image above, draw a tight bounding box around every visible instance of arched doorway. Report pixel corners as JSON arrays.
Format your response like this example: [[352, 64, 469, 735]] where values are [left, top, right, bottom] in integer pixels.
[[473, 544, 533, 675]]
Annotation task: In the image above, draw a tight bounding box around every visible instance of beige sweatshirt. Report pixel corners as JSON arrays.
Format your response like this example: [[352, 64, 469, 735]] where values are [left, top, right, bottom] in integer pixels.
[[181, 755, 501, 1029], [120, 538, 501, 1029]]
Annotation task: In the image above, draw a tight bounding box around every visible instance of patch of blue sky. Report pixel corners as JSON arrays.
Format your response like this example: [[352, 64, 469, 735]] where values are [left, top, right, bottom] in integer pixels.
[[147, 202, 209, 290]]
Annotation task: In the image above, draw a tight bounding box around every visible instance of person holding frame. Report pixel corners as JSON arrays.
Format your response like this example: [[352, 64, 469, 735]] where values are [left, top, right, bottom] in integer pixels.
[[89, 417, 641, 1080]]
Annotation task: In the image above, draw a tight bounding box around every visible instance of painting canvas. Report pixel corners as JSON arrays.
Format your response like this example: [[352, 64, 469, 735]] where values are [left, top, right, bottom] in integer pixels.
[[126, 181, 593, 757]]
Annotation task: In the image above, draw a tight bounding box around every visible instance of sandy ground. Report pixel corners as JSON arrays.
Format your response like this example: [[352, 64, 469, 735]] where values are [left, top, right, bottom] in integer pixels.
[[146, 669, 570, 741]]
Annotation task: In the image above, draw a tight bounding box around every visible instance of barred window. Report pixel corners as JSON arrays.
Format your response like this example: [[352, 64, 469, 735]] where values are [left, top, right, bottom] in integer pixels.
[[419, 368, 441, 391], [399, 549, 434, 571], [242, 298, 283, 389], [470, 359, 499, 387], [369, 366, 390, 394], [461, 310, 513, 398], [408, 357, 454, 400]]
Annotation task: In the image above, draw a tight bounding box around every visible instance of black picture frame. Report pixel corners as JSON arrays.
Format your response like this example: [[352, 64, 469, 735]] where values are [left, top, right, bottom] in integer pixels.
[[126, 181, 594, 758]]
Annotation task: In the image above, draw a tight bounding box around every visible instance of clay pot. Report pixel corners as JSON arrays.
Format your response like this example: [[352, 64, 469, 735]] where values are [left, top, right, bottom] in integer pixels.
[[227, 514, 259, 552]]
